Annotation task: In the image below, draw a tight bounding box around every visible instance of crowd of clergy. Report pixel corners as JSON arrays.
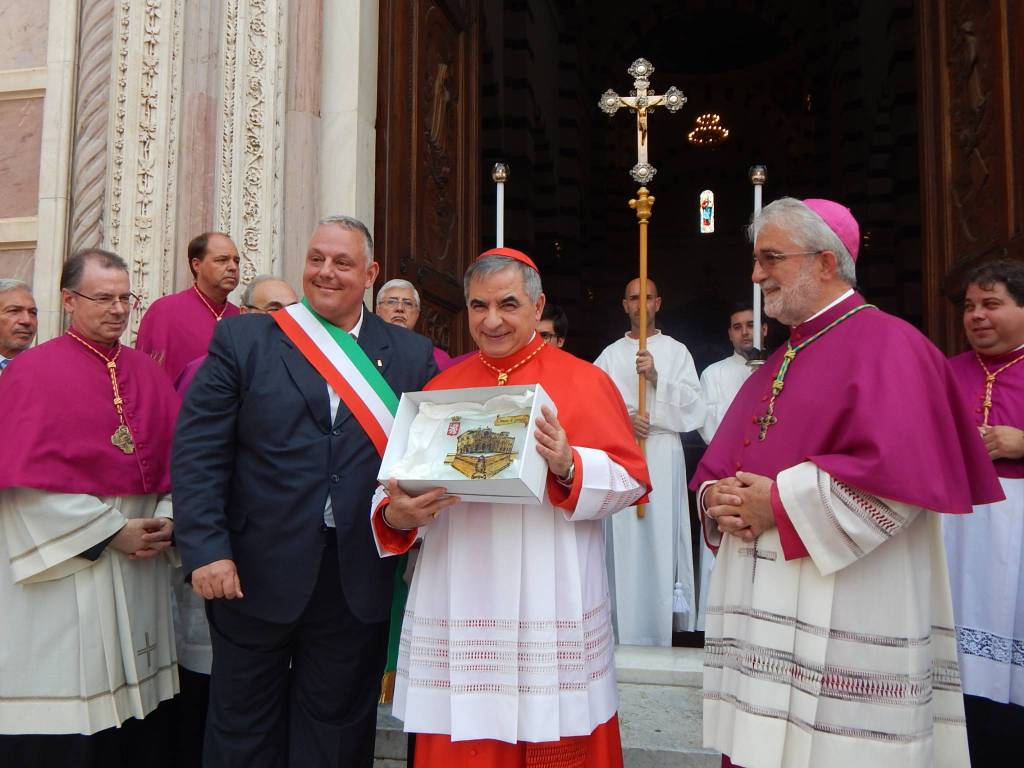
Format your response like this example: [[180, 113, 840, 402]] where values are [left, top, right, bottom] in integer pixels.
[[0, 196, 1020, 768]]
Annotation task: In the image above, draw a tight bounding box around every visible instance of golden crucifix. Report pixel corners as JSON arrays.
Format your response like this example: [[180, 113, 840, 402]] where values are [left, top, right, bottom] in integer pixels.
[[599, 58, 686, 518]]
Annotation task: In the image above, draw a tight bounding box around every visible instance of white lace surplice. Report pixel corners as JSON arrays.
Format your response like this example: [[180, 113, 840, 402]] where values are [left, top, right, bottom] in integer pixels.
[[375, 446, 645, 744], [943, 476, 1024, 705]]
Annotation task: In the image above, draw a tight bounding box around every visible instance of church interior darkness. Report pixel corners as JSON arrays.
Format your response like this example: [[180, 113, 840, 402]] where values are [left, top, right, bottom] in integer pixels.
[[476, 0, 921, 369]]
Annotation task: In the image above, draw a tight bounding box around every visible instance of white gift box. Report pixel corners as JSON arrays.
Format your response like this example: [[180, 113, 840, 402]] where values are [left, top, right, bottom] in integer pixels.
[[378, 383, 556, 504]]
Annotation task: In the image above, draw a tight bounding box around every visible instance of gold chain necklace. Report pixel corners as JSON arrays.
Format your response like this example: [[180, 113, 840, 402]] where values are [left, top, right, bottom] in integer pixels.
[[194, 284, 228, 322], [477, 342, 546, 385], [975, 349, 1024, 427], [66, 330, 136, 454]]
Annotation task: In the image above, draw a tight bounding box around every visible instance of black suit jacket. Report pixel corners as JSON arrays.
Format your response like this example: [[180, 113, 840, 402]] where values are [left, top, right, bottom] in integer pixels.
[[171, 310, 437, 624]]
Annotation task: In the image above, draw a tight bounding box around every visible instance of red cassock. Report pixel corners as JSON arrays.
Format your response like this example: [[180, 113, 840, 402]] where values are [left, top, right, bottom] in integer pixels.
[[372, 333, 651, 767]]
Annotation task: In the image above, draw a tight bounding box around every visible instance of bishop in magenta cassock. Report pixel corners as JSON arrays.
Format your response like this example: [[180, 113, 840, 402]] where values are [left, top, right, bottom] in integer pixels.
[[370, 248, 651, 767], [691, 198, 1002, 768], [943, 258, 1024, 767], [0, 249, 180, 766], [135, 231, 240, 384]]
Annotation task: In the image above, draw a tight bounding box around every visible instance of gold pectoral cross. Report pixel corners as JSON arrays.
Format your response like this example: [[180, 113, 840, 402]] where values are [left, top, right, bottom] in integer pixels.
[[497, 372, 508, 385], [756, 412, 777, 441], [111, 424, 136, 454]]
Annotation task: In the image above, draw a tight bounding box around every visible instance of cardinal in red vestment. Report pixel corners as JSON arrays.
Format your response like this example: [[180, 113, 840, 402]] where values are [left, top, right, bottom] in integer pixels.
[[370, 248, 651, 767]]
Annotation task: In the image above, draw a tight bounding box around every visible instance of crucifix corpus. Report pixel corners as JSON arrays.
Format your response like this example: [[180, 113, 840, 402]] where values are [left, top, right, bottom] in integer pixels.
[[598, 58, 686, 518]]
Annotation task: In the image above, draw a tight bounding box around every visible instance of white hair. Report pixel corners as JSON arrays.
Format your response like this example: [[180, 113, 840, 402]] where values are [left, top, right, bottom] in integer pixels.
[[748, 197, 857, 287], [317, 215, 374, 266], [376, 278, 420, 309], [463, 256, 543, 303], [240, 274, 287, 307], [0, 278, 31, 295]]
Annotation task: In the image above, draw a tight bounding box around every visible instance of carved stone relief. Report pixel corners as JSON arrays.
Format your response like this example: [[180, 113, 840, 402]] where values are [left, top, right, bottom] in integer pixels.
[[216, 0, 287, 290], [105, 0, 185, 340]]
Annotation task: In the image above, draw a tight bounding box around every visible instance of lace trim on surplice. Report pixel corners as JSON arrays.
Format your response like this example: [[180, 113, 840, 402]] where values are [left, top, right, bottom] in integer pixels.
[[398, 599, 616, 697], [957, 626, 1024, 668]]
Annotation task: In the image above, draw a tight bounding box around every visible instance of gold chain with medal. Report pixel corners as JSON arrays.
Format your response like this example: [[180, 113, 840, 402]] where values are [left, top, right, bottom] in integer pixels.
[[66, 330, 136, 454], [194, 284, 228, 322], [477, 341, 546, 385]]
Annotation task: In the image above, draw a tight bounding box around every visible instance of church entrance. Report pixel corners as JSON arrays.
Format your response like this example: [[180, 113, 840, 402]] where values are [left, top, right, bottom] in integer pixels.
[[373, 1, 1022, 362]]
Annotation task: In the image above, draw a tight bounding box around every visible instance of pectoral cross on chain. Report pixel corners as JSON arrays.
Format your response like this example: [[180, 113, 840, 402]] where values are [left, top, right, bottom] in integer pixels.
[[739, 537, 777, 583], [756, 413, 777, 441], [136, 631, 157, 669]]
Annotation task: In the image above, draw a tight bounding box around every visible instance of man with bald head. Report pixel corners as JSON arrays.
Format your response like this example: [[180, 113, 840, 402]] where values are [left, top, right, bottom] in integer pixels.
[[0, 279, 37, 375], [595, 277, 705, 646], [239, 275, 298, 314]]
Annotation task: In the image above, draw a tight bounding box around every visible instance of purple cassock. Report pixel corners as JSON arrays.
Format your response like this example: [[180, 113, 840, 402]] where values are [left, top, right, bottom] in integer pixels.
[[135, 286, 240, 384], [433, 346, 454, 371], [691, 291, 1003, 516], [948, 348, 1024, 479], [0, 334, 179, 496]]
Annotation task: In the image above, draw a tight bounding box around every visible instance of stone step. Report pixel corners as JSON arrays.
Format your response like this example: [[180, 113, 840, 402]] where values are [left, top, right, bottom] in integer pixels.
[[615, 645, 704, 688], [375, 646, 717, 767]]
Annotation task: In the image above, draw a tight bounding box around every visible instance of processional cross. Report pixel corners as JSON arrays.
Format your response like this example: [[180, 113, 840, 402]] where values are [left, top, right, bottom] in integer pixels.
[[598, 59, 686, 518]]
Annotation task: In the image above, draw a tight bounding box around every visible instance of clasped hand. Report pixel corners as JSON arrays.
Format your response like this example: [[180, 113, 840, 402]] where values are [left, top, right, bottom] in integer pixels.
[[705, 472, 776, 542], [111, 517, 173, 560]]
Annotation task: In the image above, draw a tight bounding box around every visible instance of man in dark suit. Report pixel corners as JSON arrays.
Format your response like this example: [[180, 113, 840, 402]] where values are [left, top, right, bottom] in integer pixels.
[[172, 215, 437, 768]]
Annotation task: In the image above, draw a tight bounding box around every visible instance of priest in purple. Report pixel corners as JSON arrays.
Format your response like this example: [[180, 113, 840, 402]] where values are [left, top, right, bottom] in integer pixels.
[[690, 198, 1002, 768], [136, 231, 241, 383], [0, 248, 181, 766], [944, 258, 1024, 768]]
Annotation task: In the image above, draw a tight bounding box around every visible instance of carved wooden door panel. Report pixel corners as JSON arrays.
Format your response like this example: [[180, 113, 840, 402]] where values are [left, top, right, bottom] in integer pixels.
[[375, 0, 480, 355], [919, 0, 1024, 354]]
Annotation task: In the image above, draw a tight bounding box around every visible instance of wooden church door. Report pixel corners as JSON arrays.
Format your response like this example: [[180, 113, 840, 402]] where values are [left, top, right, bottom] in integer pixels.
[[374, 0, 480, 356]]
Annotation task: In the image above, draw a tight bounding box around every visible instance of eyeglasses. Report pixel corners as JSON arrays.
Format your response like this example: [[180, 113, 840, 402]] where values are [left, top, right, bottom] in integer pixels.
[[71, 290, 141, 311], [539, 331, 558, 341], [752, 250, 822, 270], [378, 297, 417, 309]]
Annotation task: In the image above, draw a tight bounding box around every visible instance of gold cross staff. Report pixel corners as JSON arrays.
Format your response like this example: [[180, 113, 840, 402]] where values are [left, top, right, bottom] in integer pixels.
[[598, 59, 686, 518]]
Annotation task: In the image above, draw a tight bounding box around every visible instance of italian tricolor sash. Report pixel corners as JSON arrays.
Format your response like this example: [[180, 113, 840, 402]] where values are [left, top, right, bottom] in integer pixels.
[[273, 300, 398, 457]]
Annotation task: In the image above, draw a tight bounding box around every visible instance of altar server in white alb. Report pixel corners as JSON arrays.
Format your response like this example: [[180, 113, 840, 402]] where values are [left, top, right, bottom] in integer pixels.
[[944, 258, 1024, 768], [692, 197, 1002, 768], [371, 247, 651, 766], [693, 301, 762, 630], [0, 249, 180, 766], [595, 277, 705, 643], [699, 302, 762, 443]]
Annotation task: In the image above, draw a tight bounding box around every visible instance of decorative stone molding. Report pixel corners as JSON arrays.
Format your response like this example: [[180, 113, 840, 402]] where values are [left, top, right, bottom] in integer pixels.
[[104, 0, 185, 340], [216, 0, 287, 288], [0, 67, 48, 101]]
